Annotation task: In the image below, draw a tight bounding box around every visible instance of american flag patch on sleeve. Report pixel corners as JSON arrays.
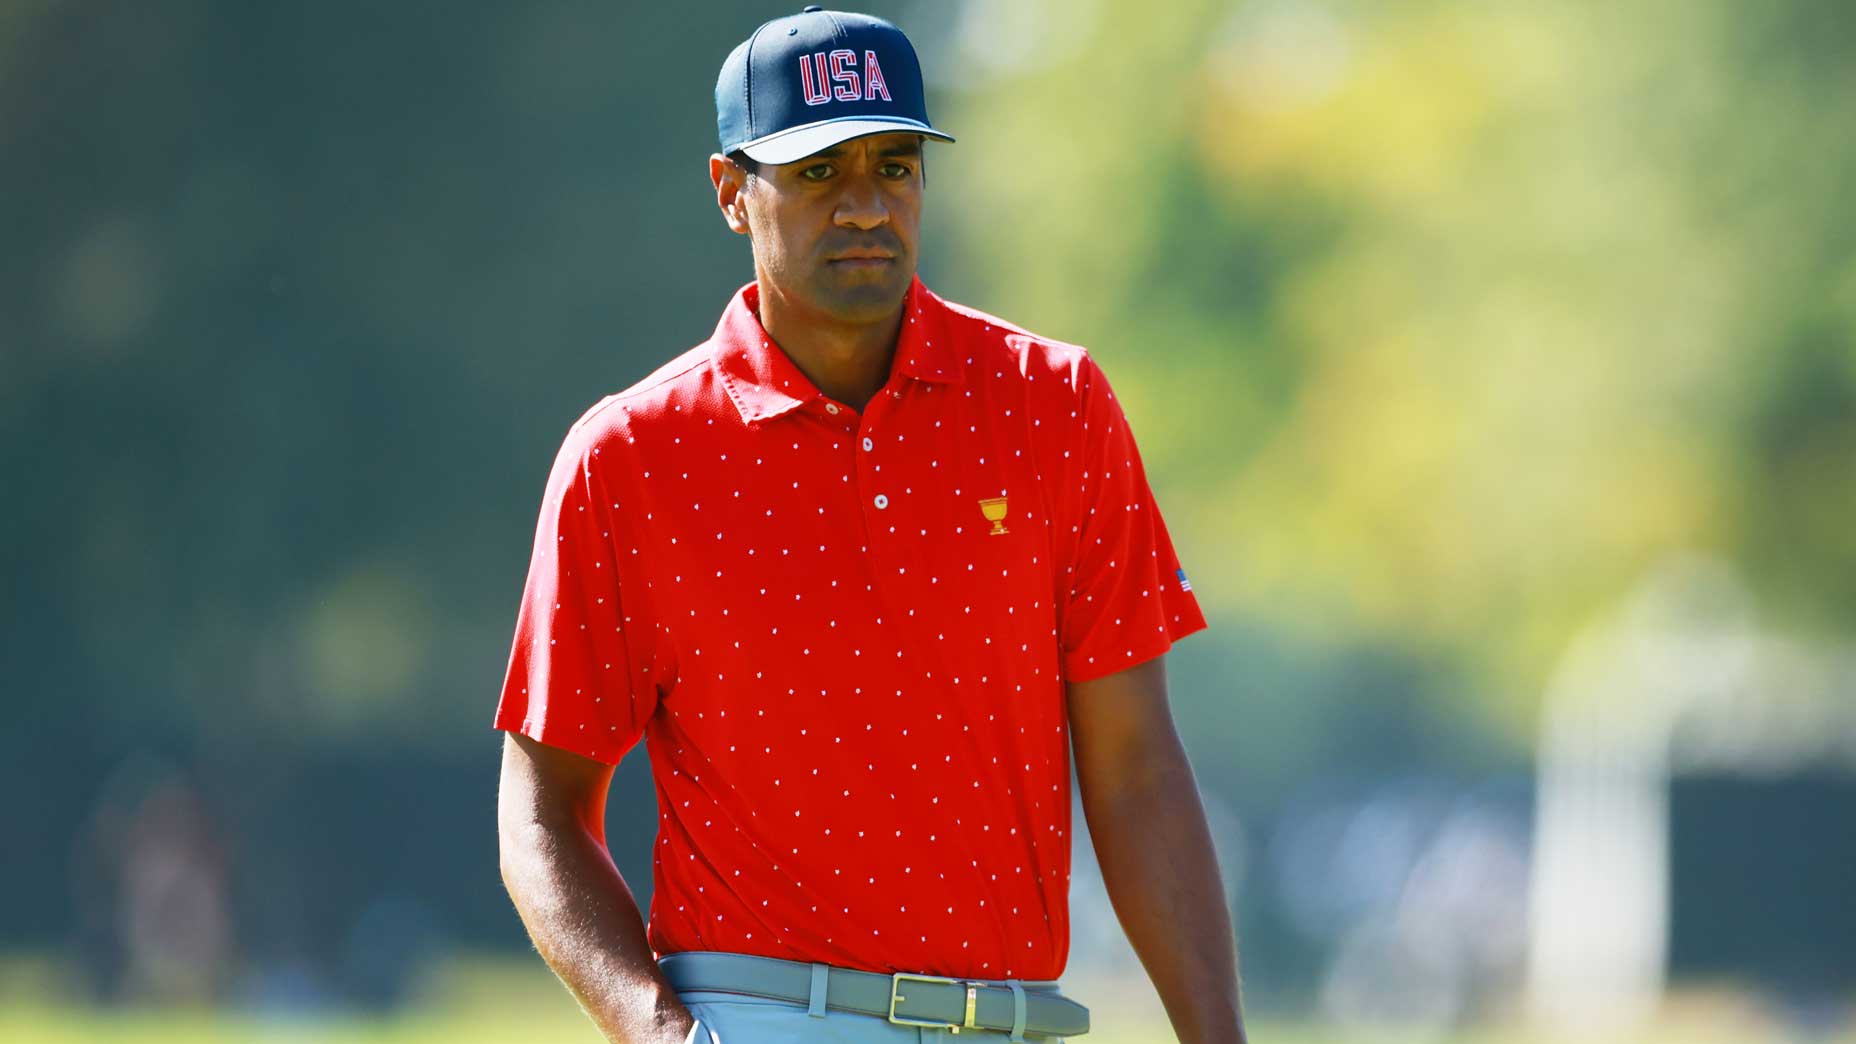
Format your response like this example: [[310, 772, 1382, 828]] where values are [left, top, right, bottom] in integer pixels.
[[1176, 567, 1192, 592]]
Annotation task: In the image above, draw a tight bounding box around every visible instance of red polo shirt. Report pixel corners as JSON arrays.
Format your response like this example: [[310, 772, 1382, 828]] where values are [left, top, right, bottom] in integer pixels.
[[494, 275, 1207, 981]]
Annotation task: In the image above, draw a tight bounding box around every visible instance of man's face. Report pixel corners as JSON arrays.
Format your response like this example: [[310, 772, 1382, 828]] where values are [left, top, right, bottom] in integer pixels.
[[722, 133, 925, 324]]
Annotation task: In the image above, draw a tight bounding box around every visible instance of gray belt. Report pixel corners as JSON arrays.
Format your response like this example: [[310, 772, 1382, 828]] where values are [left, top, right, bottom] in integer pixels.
[[659, 950, 1089, 1039]]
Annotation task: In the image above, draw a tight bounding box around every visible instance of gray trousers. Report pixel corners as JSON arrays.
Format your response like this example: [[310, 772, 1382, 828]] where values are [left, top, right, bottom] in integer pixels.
[[674, 970, 1071, 1043]]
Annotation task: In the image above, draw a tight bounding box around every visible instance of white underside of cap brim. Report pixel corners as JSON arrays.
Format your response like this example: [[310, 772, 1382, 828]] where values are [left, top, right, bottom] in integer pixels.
[[737, 116, 955, 165]]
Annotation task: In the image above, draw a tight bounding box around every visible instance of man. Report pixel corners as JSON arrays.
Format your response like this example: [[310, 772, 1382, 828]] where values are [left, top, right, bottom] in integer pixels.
[[494, 7, 1245, 1043]]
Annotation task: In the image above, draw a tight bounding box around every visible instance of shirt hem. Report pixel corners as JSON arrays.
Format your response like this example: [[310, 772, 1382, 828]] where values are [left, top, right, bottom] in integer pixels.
[[492, 714, 624, 767], [1062, 616, 1208, 684]]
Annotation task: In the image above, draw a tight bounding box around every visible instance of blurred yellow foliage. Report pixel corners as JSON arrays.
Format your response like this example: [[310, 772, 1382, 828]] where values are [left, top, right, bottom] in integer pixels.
[[934, 0, 1854, 733]]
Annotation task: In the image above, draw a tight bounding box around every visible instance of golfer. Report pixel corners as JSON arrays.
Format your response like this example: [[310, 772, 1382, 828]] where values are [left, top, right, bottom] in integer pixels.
[[494, 7, 1246, 1042]]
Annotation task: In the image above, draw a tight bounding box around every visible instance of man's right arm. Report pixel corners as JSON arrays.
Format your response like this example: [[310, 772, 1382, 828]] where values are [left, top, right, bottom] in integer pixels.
[[497, 731, 696, 1044]]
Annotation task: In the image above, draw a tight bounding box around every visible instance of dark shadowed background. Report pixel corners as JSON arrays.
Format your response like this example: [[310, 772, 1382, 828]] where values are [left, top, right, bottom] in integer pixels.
[[4, 2, 1854, 1041]]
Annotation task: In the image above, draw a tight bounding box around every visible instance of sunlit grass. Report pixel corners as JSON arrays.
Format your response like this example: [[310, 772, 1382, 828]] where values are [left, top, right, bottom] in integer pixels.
[[2, 957, 1850, 1043], [4, 1007, 1853, 1044], [9, 1007, 1852, 1044]]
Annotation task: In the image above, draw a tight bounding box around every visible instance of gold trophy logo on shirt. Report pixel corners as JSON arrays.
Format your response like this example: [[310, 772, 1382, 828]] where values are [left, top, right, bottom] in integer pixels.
[[978, 496, 1009, 535]]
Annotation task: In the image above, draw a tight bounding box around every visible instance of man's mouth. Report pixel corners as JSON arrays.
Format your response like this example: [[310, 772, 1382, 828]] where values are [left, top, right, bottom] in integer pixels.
[[828, 251, 895, 266]]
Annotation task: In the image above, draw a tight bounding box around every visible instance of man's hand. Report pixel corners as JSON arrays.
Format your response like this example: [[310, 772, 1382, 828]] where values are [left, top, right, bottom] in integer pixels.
[[1068, 656, 1248, 1044], [498, 732, 697, 1043]]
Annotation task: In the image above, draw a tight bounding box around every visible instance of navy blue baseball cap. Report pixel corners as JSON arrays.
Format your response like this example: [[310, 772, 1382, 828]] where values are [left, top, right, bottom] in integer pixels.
[[716, 6, 954, 165]]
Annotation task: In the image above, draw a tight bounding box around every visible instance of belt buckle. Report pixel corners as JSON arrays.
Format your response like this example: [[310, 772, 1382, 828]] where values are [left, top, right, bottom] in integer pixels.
[[888, 972, 983, 1033]]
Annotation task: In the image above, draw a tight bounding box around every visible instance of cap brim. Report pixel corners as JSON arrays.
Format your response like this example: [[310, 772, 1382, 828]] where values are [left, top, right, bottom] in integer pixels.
[[736, 116, 955, 165]]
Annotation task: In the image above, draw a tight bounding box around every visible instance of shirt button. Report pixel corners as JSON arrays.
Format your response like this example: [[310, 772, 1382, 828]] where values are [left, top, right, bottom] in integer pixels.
[[862, 437, 874, 451], [826, 403, 840, 414], [874, 494, 890, 509]]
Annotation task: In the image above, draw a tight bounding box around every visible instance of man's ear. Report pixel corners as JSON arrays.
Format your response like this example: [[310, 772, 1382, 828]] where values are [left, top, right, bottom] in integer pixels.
[[709, 153, 753, 236]]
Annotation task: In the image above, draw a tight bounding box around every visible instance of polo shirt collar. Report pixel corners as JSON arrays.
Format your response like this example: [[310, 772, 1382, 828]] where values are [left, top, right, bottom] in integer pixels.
[[712, 275, 963, 427], [892, 277, 965, 388]]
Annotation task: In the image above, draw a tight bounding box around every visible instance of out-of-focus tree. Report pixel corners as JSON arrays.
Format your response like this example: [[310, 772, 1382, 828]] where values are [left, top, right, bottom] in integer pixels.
[[928, 0, 1856, 735], [6, 0, 1854, 998]]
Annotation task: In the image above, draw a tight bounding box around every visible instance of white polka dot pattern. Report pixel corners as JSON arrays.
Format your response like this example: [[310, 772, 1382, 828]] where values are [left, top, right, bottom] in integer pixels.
[[493, 276, 1208, 981]]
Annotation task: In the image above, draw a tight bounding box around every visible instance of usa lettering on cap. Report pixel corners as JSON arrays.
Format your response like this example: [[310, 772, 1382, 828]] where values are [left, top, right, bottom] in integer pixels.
[[715, 7, 954, 166], [798, 49, 893, 106]]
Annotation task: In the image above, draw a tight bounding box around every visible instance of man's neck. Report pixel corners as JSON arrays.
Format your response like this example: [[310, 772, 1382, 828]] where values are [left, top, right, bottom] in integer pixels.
[[756, 282, 906, 414]]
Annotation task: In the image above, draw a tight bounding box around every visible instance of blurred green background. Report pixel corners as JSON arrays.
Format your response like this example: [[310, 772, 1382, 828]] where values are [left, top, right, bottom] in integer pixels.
[[4, 1, 1854, 1041]]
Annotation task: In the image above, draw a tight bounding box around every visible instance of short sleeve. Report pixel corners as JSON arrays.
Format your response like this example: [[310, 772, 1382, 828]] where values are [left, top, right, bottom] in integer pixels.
[[493, 407, 663, 764], [1056, 354, 1208, 683]]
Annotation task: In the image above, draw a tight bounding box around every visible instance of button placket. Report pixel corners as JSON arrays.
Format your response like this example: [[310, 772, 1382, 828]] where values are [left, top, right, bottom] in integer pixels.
[[856, 382, 906, 550]]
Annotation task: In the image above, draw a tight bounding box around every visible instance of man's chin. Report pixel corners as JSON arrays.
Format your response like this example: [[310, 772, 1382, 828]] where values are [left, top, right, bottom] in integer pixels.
[[812, 268, 912, 322]]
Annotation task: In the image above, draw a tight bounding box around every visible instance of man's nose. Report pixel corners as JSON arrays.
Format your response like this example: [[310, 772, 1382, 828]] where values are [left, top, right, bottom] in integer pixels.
[[833, 175, 890, 230]]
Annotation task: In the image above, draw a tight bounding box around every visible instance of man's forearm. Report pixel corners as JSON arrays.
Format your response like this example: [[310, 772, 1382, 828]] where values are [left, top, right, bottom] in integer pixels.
[[500, 817, 695, 1044], [1080, 742, 1247, 1043]]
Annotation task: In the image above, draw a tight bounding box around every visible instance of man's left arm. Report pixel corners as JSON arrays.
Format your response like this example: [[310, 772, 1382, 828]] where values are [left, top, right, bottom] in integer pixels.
[[1068, 655, 1247, 1044]]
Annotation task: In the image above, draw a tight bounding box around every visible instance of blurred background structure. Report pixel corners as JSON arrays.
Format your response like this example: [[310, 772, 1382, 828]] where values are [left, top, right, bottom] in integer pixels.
[[3, 1, 1854, 1041]]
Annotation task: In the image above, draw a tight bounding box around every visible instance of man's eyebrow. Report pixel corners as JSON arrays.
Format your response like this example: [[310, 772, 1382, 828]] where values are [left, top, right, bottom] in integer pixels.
[[798, 140, 923, 163]]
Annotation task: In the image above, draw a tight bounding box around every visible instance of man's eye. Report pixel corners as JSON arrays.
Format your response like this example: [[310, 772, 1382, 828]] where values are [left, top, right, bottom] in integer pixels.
[[881, 163, 913, 178], [800, 164, 833, 181]]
